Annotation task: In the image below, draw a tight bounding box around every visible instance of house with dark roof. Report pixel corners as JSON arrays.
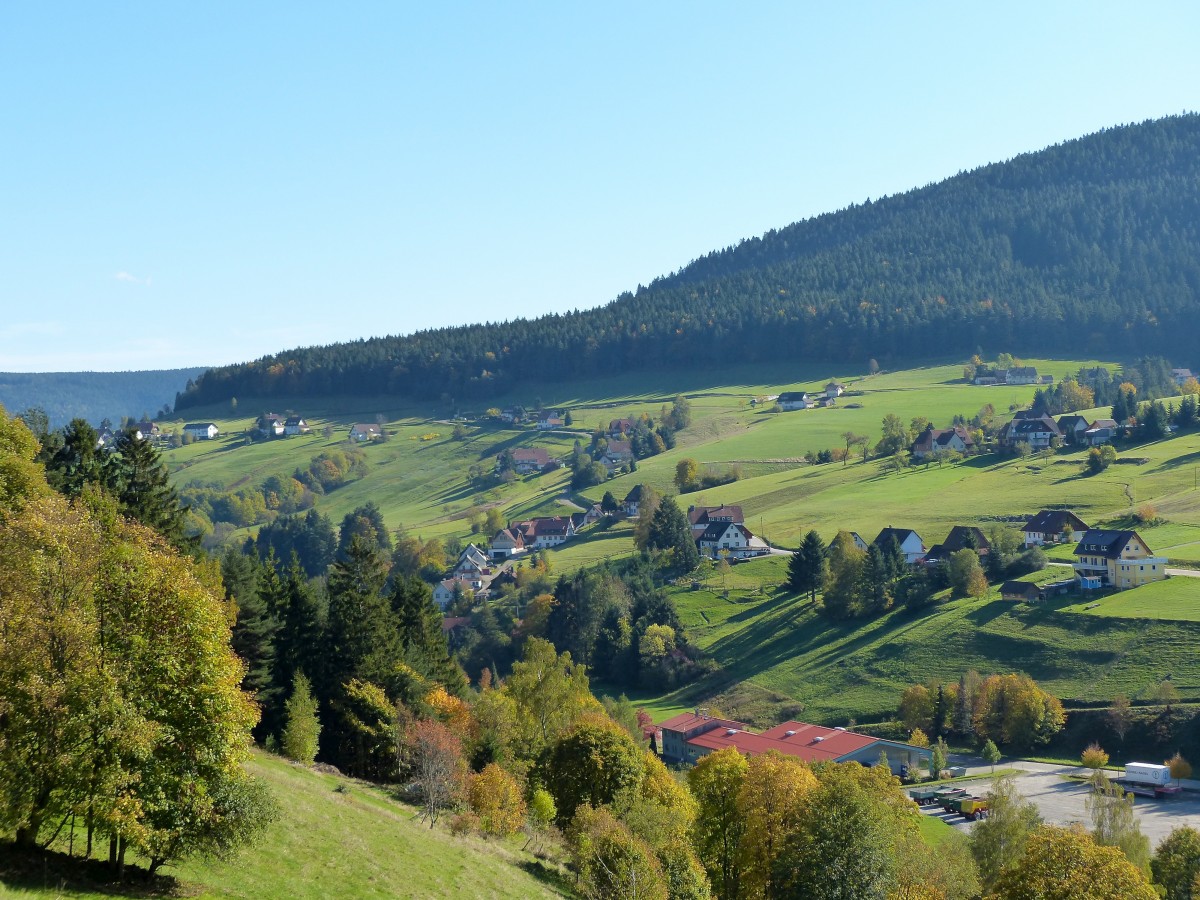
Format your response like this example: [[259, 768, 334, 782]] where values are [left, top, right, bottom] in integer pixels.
[[778, 391, 813, 411], [825, 382, 846, 398], [623, 484, 645, 518], [1073, 529, 1166, 589], [697, 522, 769, 560], [183, 422, 220, 440], [536, 411, 565, 430], [1083, 419, 1119, 446], [1023, 509, 1089, 547], [284, 416, 311, 435], [873, 527, 925, 564], [688, 505, 746, 538], [489, 527, 526, 560], [350, 423, 381, 442], [133, 420, 161, 441], [1005, 367, 1039, 385], [922, 526, 991, 564], [657, 711, 931, 776], [910, 425, 974, 460], [1056, 414, 1091, 445], [1001, 581, 1043, 602], [608, 417, 635, 437], [999, 414, 1062, 450], [1173, 368, 1195, 386], [514, 516, 576, 550]]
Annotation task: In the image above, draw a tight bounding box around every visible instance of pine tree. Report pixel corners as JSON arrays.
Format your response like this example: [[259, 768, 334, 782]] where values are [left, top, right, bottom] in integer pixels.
[[281, 673, 321, 765], [389, 575, 467, 698], [223, 550, 281, 737], [322, 536, 398, 705], [111, 429, 192, 549]]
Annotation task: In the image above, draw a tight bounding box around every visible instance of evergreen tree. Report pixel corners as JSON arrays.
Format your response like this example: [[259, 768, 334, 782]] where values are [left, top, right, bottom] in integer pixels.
[[388, 575, 467, 698], [223, 550, 281, 738], [111, 429, 192, 550], [281, 673, 321, 765], [322, 536, 398, 708], [786, 530, 827, 601], [647, 495, 699, 572]]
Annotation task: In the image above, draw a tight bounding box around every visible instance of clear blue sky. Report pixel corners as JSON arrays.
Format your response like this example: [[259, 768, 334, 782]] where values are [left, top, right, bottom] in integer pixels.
[[2, 2, 1197, 372]]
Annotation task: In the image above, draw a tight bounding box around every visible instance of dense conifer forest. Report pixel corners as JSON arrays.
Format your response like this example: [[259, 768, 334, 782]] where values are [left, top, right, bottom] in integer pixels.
[[176, 115, 1200, 409]]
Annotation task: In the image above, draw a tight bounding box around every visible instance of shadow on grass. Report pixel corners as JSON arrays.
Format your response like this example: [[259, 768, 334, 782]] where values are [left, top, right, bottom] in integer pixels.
[[516, 859, 575, 894], [0, 844, 176, 898]]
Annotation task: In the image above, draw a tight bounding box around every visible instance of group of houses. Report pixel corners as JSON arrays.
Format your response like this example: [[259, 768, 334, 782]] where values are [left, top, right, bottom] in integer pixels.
[[996, 410, 1119, 451], [851, 510, 1166, 595], [909, 410, 1120, 462], [972, 366, 1054, 386], [657, 709, 931, 776], [252, 412, 312, 439], [96, 420, 220, 448], [776, 382, 845, 411]]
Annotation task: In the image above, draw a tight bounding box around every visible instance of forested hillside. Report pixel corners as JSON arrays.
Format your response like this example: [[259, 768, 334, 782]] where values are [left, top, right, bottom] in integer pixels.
[[0, 368, 206, 426], [177, 114, 1200, 409]]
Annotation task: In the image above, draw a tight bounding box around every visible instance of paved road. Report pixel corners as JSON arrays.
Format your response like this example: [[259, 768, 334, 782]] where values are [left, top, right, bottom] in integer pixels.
[[926, 759, 1200, 844]]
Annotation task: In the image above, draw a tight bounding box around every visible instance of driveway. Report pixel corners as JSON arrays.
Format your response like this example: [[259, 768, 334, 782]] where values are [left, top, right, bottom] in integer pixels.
[[924, 761, 1200, 844]]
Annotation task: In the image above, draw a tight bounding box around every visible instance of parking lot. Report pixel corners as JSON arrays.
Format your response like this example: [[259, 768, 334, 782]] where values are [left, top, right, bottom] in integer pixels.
[[921, 765, 1200, 844]]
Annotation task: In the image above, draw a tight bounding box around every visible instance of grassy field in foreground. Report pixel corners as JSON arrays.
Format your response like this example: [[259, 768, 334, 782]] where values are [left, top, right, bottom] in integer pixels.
[[632, 555, 1200, 728], [0, 752, 568, 900]]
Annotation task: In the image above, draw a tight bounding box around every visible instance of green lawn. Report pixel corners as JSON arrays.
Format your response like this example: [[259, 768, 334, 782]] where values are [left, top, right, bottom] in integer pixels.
[[1059, 575, 1200, 621], [0, 752, 568, 899], [638, 571, 1200, 729]]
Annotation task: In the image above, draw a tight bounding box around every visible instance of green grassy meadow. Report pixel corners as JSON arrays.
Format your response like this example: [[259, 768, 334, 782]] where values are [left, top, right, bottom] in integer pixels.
[[158, 357, 1200, 568], [632, 555, 1200, 728], [0, 752, 568, 900]]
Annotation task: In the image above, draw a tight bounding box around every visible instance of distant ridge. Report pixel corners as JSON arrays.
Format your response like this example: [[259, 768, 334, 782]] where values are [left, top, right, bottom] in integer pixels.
[[177, 114, 1200, 410], [0, 368, 208, 427]]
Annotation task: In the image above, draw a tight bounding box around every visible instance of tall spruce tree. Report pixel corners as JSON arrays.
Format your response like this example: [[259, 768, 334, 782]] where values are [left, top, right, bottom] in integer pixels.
[[322, 535, 398, 705], [223, 549, 281, 739], [111, 429, 192, 550], [388, 575, 467, 698]]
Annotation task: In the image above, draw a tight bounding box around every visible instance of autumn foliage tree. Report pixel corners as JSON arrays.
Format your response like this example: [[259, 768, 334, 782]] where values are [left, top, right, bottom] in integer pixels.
[[737, 751, 819, 899], [0, 408, 272, 875], [989, 825, 1157, 900], [411, 718, 467, 828], [467, 763, 526, 837]]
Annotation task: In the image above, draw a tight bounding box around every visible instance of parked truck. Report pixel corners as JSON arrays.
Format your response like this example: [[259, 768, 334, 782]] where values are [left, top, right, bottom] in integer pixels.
[[1117, 762, 1180, 798]]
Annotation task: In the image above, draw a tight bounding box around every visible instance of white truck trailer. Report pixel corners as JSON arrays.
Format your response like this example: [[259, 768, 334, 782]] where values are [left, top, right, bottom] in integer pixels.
[[1118, 762, 1179, 798]]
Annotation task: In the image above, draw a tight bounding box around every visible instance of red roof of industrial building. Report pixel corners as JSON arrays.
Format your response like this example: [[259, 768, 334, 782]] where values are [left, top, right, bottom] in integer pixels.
[[685, 720, 879, 763], [657, 712, 748, 734]]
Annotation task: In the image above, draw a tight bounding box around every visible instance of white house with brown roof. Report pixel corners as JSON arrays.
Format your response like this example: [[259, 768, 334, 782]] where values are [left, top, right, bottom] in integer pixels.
[[511, 447, 551, 474], [350, 423, 381, 442], [489, 527, 526, 560], [515, 516, 576, 550]]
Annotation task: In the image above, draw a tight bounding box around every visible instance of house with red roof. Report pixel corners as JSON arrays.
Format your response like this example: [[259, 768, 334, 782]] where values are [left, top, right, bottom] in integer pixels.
[[658, 710, 931, 776]]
